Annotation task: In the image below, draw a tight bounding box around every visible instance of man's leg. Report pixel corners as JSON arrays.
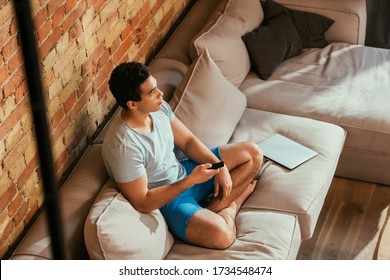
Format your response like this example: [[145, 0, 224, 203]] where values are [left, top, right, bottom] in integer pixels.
[[185, 142, 263, 249]]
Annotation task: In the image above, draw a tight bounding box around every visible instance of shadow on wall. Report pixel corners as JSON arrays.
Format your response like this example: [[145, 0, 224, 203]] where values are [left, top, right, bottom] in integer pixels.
[[365, 0, 390, 49]]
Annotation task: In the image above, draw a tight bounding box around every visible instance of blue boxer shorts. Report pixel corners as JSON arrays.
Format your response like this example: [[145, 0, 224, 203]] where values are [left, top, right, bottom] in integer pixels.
[[159, 146, 221, 242]]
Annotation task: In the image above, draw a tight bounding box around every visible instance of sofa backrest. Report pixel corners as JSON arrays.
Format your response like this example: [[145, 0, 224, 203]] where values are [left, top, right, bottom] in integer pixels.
[[150, 0, 367, 102], [276, 0, 366, 45]]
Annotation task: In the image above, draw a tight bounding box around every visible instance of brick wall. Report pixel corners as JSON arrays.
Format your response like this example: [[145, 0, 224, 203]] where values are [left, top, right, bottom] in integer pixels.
[[0, 0, 191, 259]]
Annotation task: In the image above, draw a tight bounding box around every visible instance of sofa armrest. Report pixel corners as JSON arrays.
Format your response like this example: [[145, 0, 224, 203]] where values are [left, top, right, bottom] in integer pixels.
[[10, 145, 108, 260], [275, 0, 366, 45]]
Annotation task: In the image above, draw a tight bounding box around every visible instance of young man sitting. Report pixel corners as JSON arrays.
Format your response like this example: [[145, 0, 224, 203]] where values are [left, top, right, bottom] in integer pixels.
[[102, 62, 263, 249]]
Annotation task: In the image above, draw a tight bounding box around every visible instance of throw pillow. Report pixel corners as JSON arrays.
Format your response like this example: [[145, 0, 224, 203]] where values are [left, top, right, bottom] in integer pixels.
[[84, 179, 174, 260], [190, 0, 263, 87], [242, 15, 302, 80], [264, 0, 334, 48], [169, 48, 247, 148]]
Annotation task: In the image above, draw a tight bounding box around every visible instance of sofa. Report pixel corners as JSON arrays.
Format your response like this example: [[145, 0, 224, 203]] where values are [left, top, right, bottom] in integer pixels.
[[10, 0, 389, 260]]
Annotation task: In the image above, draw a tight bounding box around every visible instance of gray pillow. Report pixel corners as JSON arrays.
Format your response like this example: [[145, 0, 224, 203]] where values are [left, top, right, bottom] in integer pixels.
[[169, 49, 247, 148]]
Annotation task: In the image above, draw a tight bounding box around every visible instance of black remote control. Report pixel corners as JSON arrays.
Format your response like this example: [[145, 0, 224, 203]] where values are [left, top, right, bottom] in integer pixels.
[[208, 161, 224, 169]]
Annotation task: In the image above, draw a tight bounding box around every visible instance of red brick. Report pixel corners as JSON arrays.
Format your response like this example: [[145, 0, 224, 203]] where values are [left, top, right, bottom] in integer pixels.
[[13, 199, 28, 227], [65, 0, 77, 13], [98, 49, 110, 68], [151, 0, 164, 16], [51, 116, 70, 143], [8, 192, 23, 218], [0, 19, 11, 49], [47, 0, 66, 16], [33, 7, 49, 29], [37, 18, 52, 42], [109, 37, 121, 56], [7, 51, 23, 74], [52, 6, 66, 29], [0, 185, 17, 213], [97, 80, 108, 100], [2, 35, 19, 62], [17, 154, 39, 187], [0, 220, 14, 253], [3, 66, 25, 98], [130, 12, 141, 29], [54, 148, 68, 178], [51, 108, 65, 128], [93, 59, 112, 91], [69, 88, 91, 120], [69, 21, 82, 41], [0, 98, 28, 140], [140, 2, 151, 18], [113, 35, 134, 65], [39, 26, 63, 58], [0, 64, 10, 85], [14, 80, 28, 104], [63, 91, 77, 114], [62, 0, 87, 33]]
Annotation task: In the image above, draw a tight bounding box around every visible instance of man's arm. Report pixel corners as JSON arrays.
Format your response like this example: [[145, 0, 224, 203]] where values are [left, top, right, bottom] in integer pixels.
[[117, 163, 219, 213], [171, 117, 232, 198]]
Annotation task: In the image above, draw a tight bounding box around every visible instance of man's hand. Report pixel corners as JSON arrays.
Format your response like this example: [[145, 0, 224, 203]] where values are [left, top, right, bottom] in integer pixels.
[[213, 166, 232, 198], [188, 163, 221, 186]]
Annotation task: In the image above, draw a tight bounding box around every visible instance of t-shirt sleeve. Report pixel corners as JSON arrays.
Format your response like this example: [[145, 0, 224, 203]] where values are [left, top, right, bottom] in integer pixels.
[[161, 100, 174, 122], [104, 144, 146, 183]]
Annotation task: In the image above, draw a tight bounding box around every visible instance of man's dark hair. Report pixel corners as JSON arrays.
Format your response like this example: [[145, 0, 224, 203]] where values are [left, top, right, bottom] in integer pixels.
[[108, 62, 150, 109]]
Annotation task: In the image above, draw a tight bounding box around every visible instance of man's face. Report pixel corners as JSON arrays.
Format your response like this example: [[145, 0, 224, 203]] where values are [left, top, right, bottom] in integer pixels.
[[136, 75, 164, 113]]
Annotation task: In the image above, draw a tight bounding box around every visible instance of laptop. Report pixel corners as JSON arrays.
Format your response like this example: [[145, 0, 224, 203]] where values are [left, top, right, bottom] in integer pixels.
[[257, 134, 318, 170]]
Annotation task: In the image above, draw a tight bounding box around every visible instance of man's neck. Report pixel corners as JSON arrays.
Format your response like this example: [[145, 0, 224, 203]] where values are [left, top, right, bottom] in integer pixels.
[[121, 109, 152, 133]]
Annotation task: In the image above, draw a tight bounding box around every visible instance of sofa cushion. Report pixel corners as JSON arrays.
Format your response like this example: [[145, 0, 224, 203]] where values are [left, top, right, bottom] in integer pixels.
[[165, 210, 301, 260], [240, 42, 390, 185], [242, 14, 302, 80], [264, 0, 334, 48], [84, 179, 174, 260], [230, 108, 346, 239], [169, 49, 247, 148], [190, 0, 263, 86]]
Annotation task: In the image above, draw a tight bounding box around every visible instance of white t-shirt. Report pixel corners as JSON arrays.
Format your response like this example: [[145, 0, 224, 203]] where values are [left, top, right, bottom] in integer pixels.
[[101, 101, 186, 189]]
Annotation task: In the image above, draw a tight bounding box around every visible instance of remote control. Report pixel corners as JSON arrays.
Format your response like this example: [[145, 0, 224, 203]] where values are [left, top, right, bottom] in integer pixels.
[[208, 161, 224, 169]]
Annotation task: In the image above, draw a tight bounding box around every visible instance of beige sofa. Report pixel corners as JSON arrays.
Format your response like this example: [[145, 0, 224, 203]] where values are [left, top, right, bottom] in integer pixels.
[[10, 0, 389, 260]]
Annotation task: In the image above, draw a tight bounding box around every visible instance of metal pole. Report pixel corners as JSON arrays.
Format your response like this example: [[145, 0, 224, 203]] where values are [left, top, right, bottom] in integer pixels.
[[12, 0, 66, 259]]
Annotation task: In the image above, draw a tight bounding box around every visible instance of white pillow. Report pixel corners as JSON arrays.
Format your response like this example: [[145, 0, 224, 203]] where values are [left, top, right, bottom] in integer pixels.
[[84, 179, 174, 260], [169, 48, 247, 148], [190, 0, 264, 86]]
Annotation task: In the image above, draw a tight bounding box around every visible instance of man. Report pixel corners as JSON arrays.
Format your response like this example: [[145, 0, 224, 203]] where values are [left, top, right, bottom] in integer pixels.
[[102, 61, 263, 249]]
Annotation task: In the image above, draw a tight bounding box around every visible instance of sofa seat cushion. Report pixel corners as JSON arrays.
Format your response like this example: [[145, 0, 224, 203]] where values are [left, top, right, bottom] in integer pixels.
[[239, 42, 390, 185], [229, 109, 346, 239], [84, 179, 175, 260], [165, 210, 300, 260]]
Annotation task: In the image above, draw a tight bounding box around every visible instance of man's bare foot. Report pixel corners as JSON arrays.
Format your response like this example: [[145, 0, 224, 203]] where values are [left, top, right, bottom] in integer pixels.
[[233, 179, 257, 209], [207, 179, 257, 213]]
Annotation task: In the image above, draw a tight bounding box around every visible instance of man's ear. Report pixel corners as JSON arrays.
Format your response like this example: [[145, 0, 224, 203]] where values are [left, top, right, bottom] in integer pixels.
[[126, 100, 137, 110]]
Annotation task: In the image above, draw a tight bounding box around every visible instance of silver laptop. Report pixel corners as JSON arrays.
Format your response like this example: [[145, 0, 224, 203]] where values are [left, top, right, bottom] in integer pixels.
[[257, 134, 318, 170]]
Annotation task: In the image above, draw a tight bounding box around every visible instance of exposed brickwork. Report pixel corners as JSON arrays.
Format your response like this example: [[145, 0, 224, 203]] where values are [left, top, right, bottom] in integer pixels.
[[0, 0, 191, 259]]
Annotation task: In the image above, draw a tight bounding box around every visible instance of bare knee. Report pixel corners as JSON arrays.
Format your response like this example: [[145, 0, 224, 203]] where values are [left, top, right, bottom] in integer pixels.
[[243, 142, 263, 174], [210, 225, 236, 249]]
